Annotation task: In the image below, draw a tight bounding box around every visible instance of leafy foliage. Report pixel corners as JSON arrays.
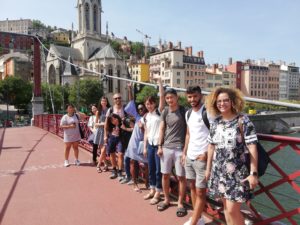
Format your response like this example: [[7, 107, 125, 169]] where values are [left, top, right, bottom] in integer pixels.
[[0, 76, 32, 109], [68, 79, 103, 111], [42, 83, 69, 113], [135, 85, 158, 104]]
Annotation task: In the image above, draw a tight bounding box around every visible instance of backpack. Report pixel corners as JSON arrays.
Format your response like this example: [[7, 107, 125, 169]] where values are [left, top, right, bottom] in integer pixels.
[[186, 106, 210, 130], [107, 105, 128, 118]]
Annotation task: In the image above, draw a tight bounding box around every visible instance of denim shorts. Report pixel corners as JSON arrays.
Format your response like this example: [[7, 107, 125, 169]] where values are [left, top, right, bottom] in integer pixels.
[[107, 135, 122, 154]]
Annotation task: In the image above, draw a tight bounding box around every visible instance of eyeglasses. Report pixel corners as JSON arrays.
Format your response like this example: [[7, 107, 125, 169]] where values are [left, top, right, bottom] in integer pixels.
[[114, 97, 121, 100], [216, 98, 231, 105]]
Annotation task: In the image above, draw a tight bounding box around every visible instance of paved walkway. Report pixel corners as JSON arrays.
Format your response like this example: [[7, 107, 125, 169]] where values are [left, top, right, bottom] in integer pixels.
[[0, 126, 215, 225]]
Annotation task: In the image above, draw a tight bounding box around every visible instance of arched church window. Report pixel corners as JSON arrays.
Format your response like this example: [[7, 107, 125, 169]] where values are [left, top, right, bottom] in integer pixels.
[[93, 5, 98, 32], [89, 64, 93, 71], [85, 3, 90, 31], [79, 5, 82, 32]]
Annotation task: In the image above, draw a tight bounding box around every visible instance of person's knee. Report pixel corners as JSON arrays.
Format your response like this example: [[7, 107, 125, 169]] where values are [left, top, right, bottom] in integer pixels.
[[196, 188, 206, 198], [178, 176, 186, 182], [162, 174, 170, 180]]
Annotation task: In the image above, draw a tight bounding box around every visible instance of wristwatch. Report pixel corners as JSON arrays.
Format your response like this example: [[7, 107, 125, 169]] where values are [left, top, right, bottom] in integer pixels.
[[250, 171, 258, 176]]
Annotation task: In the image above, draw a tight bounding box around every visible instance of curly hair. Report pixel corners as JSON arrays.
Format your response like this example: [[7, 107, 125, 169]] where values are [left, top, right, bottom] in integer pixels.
[[205, 87, 245, 117]]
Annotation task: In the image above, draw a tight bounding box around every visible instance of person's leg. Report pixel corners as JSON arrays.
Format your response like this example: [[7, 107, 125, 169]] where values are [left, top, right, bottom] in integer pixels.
[[145, 144, 156, 199], [97, 145, 105, 167], [162, 173, 171, 204], [72, 142, 79, 160], [190, 188, 206, 225], [92, 143, 98, 163], [177, 176, 186, 208], [124, 156, 131, 179], [174, 150, 186, 208], [153, 146, 162, 199], [189, 180, 196, 208], [64, 143, 71, 160], [159, 147, 173, 206], [222, 199, 244, 225]]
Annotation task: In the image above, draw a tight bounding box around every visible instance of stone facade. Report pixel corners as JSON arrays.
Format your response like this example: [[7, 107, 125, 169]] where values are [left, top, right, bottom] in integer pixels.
[[46, 0, 129, 102]]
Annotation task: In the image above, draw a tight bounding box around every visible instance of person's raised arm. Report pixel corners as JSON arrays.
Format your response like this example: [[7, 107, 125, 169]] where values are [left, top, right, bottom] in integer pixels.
[[157, 77, 165, 112], [127, 82, 133, 101]]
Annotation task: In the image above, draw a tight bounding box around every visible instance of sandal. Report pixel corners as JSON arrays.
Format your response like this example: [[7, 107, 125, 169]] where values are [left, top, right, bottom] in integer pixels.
[[97, 167, 102, 173], [143, 193, 155, 200], [103, 165, 109, 172], [157, 202, 170, 211], [176, 207, 187, 217], [149, 197, 161, 205]]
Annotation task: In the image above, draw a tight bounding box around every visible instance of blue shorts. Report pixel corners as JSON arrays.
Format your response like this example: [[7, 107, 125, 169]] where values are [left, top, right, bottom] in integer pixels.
[[107, 135, 122, 154]]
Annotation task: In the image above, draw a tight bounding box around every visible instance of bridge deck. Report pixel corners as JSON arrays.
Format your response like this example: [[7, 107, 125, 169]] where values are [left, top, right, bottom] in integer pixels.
[[0, 127, 214, 225]]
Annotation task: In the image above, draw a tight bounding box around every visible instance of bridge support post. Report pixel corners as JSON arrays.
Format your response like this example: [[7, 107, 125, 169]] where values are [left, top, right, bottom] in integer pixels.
[[31, 37, 44, 125]]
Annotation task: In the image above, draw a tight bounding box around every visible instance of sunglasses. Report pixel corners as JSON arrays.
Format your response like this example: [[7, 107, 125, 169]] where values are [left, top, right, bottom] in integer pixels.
[[114, 97, 121, 100], [138, 107, 144, 111]]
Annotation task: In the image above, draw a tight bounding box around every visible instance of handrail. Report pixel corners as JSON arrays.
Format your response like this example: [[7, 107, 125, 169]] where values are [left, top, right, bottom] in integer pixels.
[[33, 114, 300, 224]]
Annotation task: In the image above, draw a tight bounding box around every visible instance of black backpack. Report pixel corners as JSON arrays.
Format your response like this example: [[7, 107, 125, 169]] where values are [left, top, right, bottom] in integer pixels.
[[186, 106, 210, 130]]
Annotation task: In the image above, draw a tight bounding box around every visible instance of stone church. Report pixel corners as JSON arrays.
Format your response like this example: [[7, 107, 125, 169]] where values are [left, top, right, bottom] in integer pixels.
[[46, 0, 129, 102]]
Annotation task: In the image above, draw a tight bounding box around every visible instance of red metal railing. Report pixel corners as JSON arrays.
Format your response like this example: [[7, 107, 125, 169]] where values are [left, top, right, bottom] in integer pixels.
[[34, 114, 300, 225]]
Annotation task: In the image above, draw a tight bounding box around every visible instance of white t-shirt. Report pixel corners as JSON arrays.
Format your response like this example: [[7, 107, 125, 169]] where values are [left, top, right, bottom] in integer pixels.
[[145, 109, 161, 146], [186, 105, 210, 160]]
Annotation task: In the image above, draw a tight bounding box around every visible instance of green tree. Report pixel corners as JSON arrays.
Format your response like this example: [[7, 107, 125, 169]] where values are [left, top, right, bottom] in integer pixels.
[[68, 79, 103, 111], [135, 85, 158, 104], [0, 76, 32, 109], [32, 19, 46, 29], [109, 39, 121, 53], [130, 42, 144, 58], [42, 83, 69, 113]]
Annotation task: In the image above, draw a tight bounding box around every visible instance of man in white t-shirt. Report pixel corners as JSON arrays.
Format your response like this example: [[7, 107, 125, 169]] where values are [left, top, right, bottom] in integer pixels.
[[182, 86, 211, 225]]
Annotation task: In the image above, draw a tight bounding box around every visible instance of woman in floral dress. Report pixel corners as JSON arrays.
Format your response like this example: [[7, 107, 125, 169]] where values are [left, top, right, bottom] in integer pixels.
[[205, 87, 259, 225]]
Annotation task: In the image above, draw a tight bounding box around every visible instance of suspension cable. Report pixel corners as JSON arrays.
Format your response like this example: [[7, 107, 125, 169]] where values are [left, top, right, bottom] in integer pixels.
[[35, 36, 300, 109]]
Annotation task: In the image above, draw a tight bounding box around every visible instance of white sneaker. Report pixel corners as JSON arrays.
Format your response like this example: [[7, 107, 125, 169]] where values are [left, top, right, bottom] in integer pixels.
[[75, 159, 80, 166], [197, 217, 205, 225], [64, 160, 70, 167], [183, 217, 205, 225]]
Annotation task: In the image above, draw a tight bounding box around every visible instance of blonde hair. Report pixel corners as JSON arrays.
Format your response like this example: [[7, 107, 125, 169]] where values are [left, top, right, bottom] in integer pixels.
[[205, 87, 245, 117]]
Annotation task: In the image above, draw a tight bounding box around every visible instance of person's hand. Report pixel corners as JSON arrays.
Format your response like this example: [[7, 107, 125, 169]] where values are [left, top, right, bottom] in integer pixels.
[[138, 121, 143, 128], [143, 148, 147, 158], [94, 123, 100, 128], [157, 146, 163, 157], [181, 154, 186, 166], [205, 170, 211, 182], [242, 175, 259, 190], [127, 82, 132, 89], [69, 123, 76, 128]]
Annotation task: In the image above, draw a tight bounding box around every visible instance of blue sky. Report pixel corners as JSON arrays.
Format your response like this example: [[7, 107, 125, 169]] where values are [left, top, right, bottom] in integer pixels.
[[1, 0, 299, 66]]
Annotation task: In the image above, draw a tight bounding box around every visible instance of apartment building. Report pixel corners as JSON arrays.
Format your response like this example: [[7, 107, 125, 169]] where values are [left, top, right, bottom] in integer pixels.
[[0, 19, 32, 34], [149, 42, 205, 89], [128, 60, 150, 82], [280, 64, 300, 100]]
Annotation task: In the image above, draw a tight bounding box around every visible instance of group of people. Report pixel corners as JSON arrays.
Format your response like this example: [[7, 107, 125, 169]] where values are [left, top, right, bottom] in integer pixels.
[[60, 80, 259, 225]]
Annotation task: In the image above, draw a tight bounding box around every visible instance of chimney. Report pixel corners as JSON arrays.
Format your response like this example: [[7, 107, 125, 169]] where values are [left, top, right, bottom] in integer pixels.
[[177, 41, 181, 49], [168, 41, 173, 49], [185, 47, 189, 55], [189, 46, 193, 56], [197, 51, 204, 58], [228, 57, 232, 65]]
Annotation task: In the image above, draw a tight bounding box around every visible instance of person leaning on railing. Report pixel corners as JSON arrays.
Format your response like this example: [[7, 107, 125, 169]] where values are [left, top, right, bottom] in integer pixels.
[[60, 103, 86, 167], [205, 87, 259, 225]]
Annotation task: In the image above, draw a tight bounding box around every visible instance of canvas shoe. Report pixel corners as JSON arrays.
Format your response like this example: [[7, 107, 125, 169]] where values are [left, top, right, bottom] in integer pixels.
[[75, 159, 80, 166], [183, 217, 205, 225], [110, 170, 118, 179], [64, 160, 70, 167]]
